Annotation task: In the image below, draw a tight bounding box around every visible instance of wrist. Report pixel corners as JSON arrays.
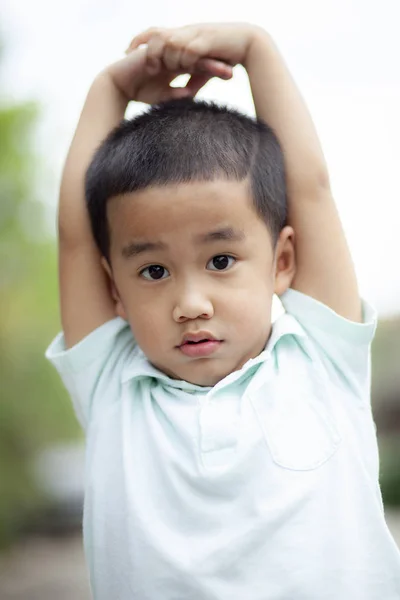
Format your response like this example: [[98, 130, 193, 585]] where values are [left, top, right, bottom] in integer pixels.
[[96, 70, 130, 104], [243, 26, 274, 69], [101, 49, 147, 103], [84, 71, 129, 123]]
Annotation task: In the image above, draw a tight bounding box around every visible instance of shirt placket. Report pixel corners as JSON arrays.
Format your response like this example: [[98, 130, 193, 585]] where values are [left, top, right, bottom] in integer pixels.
[[198, 388, 242, 468]]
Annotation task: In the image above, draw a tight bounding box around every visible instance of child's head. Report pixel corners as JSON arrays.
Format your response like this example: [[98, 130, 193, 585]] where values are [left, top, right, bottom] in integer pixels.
[[85, 99, 295, 385]]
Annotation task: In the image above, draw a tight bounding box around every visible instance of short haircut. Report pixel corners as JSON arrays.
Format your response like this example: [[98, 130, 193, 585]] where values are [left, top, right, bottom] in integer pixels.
[[85, 98, 287, 261]]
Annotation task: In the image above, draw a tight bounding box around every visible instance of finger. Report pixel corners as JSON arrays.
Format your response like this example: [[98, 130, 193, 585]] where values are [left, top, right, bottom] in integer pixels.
[[163, 46, 183, 72], [146, 35, 166, 62], [166, 86, 193, 100], [127, 27, 164, 52], [145, 36, 166, 74], [145, 57, 162, 76], [184, 73, 213, 97], [197, 58, 233, 80], [180, 44, 200, 70], [179, 36, 214, 67]]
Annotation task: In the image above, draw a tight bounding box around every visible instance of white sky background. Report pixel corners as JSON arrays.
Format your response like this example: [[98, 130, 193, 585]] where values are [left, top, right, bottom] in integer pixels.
[[2, 0, 400, 317]]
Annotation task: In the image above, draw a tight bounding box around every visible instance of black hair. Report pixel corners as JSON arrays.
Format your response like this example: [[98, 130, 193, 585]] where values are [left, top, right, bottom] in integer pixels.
[[85, 98, 287, 261]]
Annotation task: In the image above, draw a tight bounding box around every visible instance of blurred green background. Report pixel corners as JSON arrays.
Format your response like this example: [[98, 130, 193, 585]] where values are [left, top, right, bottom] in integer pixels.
[[0, 93, 82, 549]]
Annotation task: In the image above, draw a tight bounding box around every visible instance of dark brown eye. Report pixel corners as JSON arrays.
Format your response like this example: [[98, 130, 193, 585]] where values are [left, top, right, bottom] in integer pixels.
[[207, 255, 235, 271], [140, 265, 169, 280]]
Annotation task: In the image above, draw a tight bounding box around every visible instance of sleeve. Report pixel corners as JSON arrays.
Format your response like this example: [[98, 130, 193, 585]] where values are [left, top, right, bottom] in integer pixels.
[[279, 289, 377, 399], [45, 317, 137, 431]]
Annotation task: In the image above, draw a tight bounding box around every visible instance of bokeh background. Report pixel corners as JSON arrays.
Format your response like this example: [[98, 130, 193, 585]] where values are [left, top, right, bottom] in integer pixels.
[[1, 0, 399, 597]]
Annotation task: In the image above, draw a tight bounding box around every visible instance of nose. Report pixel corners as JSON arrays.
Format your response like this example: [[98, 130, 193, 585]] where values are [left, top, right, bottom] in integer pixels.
[[172, 284, 214, 323]]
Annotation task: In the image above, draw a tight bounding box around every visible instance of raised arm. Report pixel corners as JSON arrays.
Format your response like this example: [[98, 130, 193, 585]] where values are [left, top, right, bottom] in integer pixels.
[[245, 30, 361, 321], [58, 48, 231, 348], [58, 72, 127, 348]]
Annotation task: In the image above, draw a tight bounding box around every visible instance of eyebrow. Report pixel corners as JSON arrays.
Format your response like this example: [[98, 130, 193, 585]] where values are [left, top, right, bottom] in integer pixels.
[[121, 227, 245, 259], [195, 227, 246, 244], [121, 241, 167, 259]]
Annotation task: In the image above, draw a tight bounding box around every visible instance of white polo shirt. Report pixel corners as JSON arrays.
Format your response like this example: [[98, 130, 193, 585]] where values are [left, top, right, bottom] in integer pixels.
[[46, 289, 400, 599]]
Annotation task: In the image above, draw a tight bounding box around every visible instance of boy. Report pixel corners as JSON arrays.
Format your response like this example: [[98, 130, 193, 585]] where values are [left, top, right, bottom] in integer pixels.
[[46, 23, 400, 599]]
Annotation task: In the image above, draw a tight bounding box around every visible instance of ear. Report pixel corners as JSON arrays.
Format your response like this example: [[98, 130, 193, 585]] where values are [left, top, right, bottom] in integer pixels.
[[273, 226, 296, 296], [101, 257, 128, 320]]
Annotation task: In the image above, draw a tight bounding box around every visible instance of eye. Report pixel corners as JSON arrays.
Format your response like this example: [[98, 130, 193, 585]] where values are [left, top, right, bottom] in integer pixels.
[[206, 255, 236, 271], [140, 265, 170, 281]]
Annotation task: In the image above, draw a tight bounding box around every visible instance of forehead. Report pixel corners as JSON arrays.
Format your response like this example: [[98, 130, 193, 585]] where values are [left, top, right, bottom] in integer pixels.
[[107, 179, 265, 242]]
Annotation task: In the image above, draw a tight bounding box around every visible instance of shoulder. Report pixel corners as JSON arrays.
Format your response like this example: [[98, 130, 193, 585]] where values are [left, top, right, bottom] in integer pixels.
[[271, 289, 377, 400], [279, 288, 377, 346], [45, 317, 139, 428], [46, 317, 134, 374]]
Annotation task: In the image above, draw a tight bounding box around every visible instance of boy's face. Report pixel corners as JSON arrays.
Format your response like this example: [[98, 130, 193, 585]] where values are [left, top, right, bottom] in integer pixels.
[[105, 179, 294, 386]]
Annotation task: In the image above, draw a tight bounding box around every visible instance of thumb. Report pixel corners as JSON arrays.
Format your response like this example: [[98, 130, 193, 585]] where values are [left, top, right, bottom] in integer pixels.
[[184, 73, 213, 97], [167, 86, 194, 100], [166, 73, 212, 101]]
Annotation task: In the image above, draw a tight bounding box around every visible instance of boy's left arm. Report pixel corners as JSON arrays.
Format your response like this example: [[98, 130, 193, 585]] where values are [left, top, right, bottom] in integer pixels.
[[245, 29, 361, 322]]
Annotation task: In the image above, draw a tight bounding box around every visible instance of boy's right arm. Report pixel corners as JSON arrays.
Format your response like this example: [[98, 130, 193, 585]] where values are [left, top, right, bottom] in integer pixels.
[[58, 49, 232, 348], [58, 73, 127, 349]]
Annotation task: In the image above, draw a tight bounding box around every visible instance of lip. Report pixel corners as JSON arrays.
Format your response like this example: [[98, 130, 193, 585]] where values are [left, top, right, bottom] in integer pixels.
[[178, 340, 222, 358], [177, 331, 223, 358], [179, 331, 219, 345]]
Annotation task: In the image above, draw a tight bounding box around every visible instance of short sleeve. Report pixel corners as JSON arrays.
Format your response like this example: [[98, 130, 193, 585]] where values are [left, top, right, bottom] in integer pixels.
[[280, 289, 377, 399], [45, 318, 137, 430]]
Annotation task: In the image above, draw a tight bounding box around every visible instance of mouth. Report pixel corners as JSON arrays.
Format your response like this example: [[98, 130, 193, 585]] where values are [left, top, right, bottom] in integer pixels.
[[177, 333, 223, 358]]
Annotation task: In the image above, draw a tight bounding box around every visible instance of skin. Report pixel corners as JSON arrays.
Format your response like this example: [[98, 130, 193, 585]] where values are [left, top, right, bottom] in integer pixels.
[[103, 179, 295, 386]]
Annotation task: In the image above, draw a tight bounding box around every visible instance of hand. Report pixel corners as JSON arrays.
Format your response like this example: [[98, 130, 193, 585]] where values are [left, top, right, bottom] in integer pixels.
[[105, 44, 233, 106], [127, 23, 258, 75]]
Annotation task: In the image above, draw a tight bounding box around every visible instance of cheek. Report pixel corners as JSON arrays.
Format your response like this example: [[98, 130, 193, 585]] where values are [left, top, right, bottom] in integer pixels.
[[124, 298, 166, 350], [227, 266, 272, 303], [219, 277, 272, 323]]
